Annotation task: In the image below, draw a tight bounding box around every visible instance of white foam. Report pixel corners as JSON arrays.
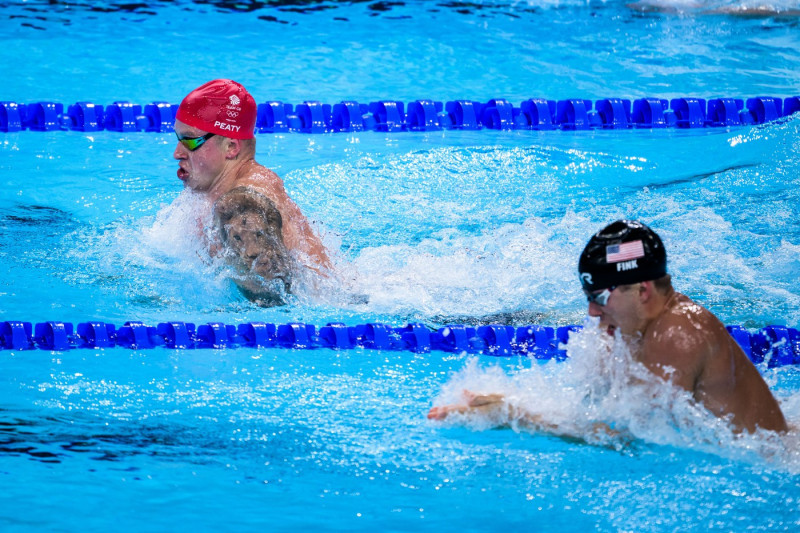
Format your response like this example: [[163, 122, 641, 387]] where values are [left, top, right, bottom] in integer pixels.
[[432, 322, 800, 471], [80, 190, 240, 309], [628, 0, 800, 14], [340, 214, 596, 320]]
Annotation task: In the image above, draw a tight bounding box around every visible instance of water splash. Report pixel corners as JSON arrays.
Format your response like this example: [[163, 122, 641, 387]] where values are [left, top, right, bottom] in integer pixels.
[[343, 215, 589, 322], [627, 0, 800, 14], [61, 189, 244, 315], [431, 321, 800, 471]]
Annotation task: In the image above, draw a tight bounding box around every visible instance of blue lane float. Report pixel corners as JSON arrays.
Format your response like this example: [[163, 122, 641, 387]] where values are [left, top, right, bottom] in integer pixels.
[[1, 96, 798, 133], [1, 320, 798, 367]]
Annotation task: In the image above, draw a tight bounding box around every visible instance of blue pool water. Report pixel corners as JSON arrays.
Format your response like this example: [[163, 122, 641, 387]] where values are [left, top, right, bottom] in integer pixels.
[[1, 0, 800, 530]]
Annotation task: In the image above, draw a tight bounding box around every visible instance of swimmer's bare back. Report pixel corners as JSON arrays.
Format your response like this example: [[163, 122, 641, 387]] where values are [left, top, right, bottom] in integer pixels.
[[640, 293, 787, 433]]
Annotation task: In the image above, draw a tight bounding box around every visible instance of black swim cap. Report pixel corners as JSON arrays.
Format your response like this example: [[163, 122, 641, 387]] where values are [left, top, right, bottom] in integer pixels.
[[578, 220, 667, 291]]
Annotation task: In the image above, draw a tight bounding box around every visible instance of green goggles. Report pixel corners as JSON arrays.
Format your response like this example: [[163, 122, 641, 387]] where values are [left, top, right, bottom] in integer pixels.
[[175, 131, 215, 151]]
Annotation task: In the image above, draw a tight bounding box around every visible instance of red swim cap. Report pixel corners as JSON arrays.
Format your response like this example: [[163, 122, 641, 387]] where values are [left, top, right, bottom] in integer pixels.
[[176, 79, 256, 140]]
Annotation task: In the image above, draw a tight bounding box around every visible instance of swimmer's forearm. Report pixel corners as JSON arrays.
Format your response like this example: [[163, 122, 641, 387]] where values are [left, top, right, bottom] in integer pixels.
[[516, 410, 618, 439], [432, 400, 618, 441], [511, 406, 566, 434], [428, 397, 555, 430]]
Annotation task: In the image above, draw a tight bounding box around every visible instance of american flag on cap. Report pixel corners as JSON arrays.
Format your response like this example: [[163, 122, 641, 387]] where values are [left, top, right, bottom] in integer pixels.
[[606, 240, 645, 263]]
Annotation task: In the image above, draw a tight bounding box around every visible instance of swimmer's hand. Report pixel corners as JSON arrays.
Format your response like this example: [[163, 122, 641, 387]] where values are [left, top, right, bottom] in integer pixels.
[[427, 390, 509, 420]]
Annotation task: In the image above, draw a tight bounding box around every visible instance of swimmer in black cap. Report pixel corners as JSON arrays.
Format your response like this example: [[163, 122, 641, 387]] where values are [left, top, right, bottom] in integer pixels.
[[578, 219, 785, 433], [579, 220, 666, 303], [429, 220, 787, 435]]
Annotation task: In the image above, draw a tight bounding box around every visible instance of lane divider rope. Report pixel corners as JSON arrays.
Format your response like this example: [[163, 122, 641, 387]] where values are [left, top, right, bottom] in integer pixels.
[[0, 320, 797, 367], [1, 96, 798, 133]]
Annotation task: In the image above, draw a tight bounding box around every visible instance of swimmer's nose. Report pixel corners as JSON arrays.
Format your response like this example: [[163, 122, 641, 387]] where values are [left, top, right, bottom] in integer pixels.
[[588, 302, 603, 317], [173, 142, 188, 160]]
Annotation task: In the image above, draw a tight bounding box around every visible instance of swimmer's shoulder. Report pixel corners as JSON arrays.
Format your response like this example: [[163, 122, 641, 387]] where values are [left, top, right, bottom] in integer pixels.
[[646, 293, 715, 355], [236, 160, 284, 187], [649, 292, 732, 367], [230, 165, 292, 207], [653, 292, 694, 326], [665, 292, 720, 327]]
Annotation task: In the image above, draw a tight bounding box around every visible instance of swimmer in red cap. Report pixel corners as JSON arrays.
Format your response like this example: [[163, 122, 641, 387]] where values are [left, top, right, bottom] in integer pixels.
[[174, 79, 331, 289], [429, 220, 787, 436]]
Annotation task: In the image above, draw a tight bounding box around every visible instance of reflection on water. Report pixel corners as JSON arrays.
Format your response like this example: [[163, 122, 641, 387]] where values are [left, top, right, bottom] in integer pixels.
[[0, 408, 315, 468]]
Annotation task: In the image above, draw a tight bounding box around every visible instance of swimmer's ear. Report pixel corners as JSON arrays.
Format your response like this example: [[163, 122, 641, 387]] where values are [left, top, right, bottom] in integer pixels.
[[639, 280, 655, 303], [223, 138, 243, 160]]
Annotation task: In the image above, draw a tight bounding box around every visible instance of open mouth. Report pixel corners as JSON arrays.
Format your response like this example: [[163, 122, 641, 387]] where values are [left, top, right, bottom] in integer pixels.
[[607, 325, 617, 336], [177, 166, 189, 181]]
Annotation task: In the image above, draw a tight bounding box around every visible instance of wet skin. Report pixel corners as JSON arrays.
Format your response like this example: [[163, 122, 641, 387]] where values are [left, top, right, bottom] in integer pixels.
[[214, 187, 294, 305], [173, 121, 227, 193], [590, 284, 787, 433], [430, 282, 788, 434], [222, 211, 292, 288]]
